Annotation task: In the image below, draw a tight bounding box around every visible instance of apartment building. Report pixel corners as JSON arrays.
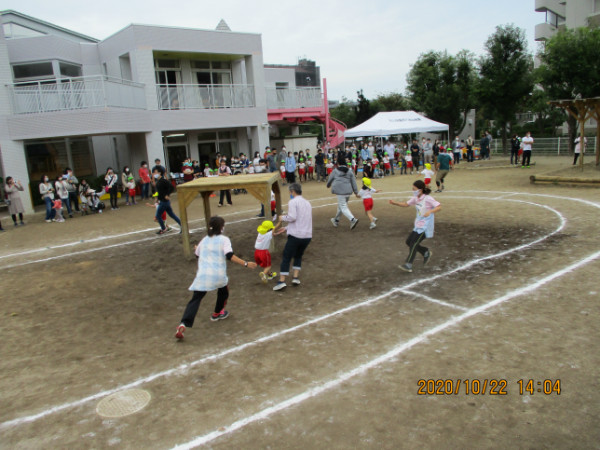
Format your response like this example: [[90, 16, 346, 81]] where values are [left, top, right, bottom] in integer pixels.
[[535, 0, 600, 42], [0, 10, 274, 213]]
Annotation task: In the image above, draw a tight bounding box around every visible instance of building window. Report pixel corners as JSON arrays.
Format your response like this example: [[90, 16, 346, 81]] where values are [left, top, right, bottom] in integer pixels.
[[191, 60, 232, 85], [545, 10, 565, 27], [2, 22, 46, 39], [12, 62, 54, 80], [59, 62, 83, 78]]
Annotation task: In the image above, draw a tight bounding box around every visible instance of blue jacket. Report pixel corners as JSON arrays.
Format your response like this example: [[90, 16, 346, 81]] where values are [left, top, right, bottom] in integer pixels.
[[285, 156, 296, 172]]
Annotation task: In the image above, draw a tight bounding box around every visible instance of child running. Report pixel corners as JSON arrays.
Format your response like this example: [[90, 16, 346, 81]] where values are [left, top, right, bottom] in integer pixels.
[[175, 216, 257, 340], [146, 192, 169, 229], [52, 198, 65, 222], [357, 177, 381, 229], [420, 163, 435, 189], [254, 219, 281, 283], [389, 180, 442, 273]]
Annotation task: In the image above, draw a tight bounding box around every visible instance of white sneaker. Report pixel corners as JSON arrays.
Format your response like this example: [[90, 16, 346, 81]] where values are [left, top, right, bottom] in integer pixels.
[[330, 218, 339, 228], [369, 222, 376, 229], [372, 217, 378, 223]]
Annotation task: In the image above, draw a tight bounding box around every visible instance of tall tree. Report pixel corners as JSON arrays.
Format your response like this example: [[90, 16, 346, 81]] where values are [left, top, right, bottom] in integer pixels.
[[371, 92, 411, 113], [330, 96, 358, 128], [406, 50, 476, 138], [537, 27, 600, 152], [355, 89, 373, 124], [477, 25, 534, 153]]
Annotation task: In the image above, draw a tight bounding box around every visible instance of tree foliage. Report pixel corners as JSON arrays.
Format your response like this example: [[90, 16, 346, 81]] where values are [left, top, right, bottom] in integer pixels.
[[477, 25, 534, 152], [330, 91, 411, 129], [406, 49, 476, 138], [537, 27, 600, 150]]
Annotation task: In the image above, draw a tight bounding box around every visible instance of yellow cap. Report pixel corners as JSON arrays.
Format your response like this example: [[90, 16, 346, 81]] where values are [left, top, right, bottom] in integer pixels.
[[425, 163, 431, 169], [152, 192, 158, 197], [362, 177, 371, 187], [257, 220, 275, 234]]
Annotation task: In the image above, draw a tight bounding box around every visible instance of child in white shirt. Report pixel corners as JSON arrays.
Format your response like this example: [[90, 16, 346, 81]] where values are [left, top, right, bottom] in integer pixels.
[[356, 177, 381, 229], [420, 163, 435, 188], [254, 220, 281, 282]]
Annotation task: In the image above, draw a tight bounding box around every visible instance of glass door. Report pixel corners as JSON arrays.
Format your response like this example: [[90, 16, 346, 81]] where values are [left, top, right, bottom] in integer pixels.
[[166, 145, 188, 176], [156, 70, 181, 109], [198, 142, 217, 169]]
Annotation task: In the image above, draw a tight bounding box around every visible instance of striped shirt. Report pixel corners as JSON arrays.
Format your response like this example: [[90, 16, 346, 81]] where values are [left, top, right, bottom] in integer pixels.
[[282, 195, 312, 239]]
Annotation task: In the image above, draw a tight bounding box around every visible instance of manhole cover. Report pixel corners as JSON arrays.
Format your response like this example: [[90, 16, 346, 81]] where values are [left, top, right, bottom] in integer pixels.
[[96, 389, 151, 418]]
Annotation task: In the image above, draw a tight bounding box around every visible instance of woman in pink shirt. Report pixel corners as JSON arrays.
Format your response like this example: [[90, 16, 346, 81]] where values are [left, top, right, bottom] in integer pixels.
[[139, 161, 151, 200]]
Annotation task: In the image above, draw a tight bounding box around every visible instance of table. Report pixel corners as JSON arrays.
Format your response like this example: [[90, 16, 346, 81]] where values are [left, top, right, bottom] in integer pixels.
[[176, 173, 283, 258]]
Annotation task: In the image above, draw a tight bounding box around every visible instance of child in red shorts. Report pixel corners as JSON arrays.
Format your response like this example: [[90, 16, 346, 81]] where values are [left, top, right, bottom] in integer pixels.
[[254, 219, 282, 282], [356, 177, 381, 229], [307, 156, 314, 180], [421, 163, 435, 188]]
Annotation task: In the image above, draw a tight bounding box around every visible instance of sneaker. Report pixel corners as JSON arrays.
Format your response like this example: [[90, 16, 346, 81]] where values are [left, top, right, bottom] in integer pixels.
[[45, 219, 52, 223], [156, 229, 168, 235], [423, 250, 433, 266], [256, 214, 265, 218], [218, 204, 223, 207], [399, 263, 413, 273], [211, 310, 229, 321], [441, 185, 445, 191], [166, 226, 173, 232], [435, 189, 442, 193], [330, 218, 339, 228], [175, 324, 185, 340], [292, 278, 301, 285], [373, 217, 378, 223], [273, 282, 287, 291], [350, 218, 359, 230], [267, 272, 277, 280], [259, 272, 267, 283], [369, 222, 377, 229], [14, 223, 18, 227], [20, 221, 25, 226]]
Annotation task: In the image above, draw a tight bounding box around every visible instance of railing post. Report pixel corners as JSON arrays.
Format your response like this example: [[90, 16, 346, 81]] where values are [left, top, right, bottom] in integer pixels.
[[101, 76, 108, 108], [557, 136, 560, 155]]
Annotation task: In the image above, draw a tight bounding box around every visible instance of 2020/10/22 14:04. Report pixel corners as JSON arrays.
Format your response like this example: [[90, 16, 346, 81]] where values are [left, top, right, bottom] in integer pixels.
[[518, 379, 561, 395]]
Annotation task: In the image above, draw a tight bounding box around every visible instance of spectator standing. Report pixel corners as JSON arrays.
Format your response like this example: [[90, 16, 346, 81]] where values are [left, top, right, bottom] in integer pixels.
[[573, 136, 587, 165], [39, 175, 56, 223], [139, 161, 151, 199], [121, 166, 136, 205], [521, 131, 534, 168], [510, 135, 520, 165], [315, 149, 326, 182], [452, 136, 461, 164], [104, 167, 119, 210], [217, 159, 233, 207], [55, 174, 73, 217], [410, 139, 421, 171], [384, 141, 396, 174], [423, 139, 433, 165], [466, 136, 474, 163], [64, 168, 79, 212], [4, 177, 26, 226], [285, 151, 297, 184], [479, 132, 490, 160]]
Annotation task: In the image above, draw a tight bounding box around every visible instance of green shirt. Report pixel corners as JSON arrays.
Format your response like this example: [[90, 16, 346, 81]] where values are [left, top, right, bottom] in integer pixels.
[[437, 153, 452, 171]]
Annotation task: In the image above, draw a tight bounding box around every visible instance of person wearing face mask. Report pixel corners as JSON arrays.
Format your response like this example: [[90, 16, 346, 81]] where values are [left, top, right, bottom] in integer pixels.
[[153, 166, 182, 234], [389, 179, 442, 273], [64, 167, 79, 212], [139, 161, 151, 199], [105, 167, 119, 210], [39, 175, 56, 223], [121, 166, 136, 205], [55, 174, 73, 218], [175, 215, 257, 339], [4, 176, 26, 226], [434, 148, 453, 193]]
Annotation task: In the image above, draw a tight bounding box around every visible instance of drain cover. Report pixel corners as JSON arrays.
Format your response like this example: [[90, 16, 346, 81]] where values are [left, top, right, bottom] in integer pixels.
[[96, 389, 151, 418]]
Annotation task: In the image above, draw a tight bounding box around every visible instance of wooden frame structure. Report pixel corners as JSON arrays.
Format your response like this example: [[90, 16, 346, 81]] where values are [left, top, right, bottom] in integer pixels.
[[176, 173, 283, 258], [549, 97, 600, 168]]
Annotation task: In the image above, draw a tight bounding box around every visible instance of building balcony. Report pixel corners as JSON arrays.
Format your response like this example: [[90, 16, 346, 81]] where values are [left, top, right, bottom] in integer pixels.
[[588, 11, 600, 28], [7, 76, 147, 114], [266, 87, 322, 110], [535, 0, 565, 15], [535, 22, 558, 41], [156, 84, 256, 110]]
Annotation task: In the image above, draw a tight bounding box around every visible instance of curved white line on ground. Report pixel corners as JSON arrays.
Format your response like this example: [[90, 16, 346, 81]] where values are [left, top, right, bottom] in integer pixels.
[[171, 250, 600, 449], [0, 195, 567, 430]]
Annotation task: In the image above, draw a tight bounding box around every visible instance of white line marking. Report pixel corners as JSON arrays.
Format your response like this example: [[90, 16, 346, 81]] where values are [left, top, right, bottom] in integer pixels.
[[399, 289, 468, 311], [171, 249, 600, 449], [0, 196, 565, 430]]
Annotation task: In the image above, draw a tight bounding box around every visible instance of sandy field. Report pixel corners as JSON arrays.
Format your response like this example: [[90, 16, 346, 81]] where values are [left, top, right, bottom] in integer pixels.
[[0, 156, 599, 449]]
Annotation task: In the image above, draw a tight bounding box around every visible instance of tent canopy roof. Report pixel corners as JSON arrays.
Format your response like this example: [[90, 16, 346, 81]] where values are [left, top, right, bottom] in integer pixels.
[[344, 111, 449, 138]]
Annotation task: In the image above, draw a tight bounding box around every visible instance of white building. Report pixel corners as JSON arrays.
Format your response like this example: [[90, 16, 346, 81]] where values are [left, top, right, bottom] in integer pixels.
[[535, 0, 600, 42], [0, 10, 272, 213]]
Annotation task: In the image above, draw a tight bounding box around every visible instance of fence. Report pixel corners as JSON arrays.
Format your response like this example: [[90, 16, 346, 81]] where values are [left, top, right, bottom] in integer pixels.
[[7, 76, 147, 114], [265, 87, 322, 110], [489, 137, 597, 156], [156, 84, 255, 110]]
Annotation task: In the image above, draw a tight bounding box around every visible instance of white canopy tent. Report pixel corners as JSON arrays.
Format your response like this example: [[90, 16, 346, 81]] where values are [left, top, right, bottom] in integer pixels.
[[344, 111, 449, 138]]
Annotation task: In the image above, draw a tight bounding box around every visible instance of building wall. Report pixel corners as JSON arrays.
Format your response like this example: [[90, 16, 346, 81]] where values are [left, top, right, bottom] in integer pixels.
[[264, 67, 296, 88]]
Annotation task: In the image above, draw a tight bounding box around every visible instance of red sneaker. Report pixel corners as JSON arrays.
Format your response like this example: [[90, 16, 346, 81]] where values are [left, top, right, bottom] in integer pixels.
[[175, 324, 185, 339]]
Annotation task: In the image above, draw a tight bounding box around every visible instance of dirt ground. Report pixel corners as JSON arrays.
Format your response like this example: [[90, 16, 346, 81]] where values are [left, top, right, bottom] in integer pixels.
[[1, 155, 599, 449]]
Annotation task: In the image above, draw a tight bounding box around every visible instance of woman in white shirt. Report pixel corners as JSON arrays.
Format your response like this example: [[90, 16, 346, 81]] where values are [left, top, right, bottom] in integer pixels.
[[39, 175, 56, 222], [55, 175, 73, 218]]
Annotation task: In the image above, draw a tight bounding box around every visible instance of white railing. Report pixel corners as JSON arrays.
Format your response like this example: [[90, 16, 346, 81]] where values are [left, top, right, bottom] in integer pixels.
[[7, 76, 147, 114], [266, 87, 322, 110], [156, 84, 255, 110], [488, 137, 597, 155]]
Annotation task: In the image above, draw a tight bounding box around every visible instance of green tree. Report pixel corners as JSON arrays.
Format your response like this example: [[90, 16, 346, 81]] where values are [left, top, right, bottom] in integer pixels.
[[371, 92, 411, 113], [406, 50, 476, 138], [355, 89, 373, 125], [330, 96, 358, 128], [537, 27, 600, 151], [477, 25, 535, 153]]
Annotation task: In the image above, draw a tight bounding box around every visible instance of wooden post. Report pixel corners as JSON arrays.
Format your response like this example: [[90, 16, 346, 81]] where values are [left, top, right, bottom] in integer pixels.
[[272, 180, 283, 217], [178, 191, 191, 259], [202, 191, 212, 229]]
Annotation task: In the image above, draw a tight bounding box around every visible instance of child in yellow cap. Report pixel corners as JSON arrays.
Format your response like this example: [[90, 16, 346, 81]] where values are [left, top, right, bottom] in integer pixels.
[[255, 219, 282, 282], [356, 177, 381, 229], [421, 163, 435, 188]]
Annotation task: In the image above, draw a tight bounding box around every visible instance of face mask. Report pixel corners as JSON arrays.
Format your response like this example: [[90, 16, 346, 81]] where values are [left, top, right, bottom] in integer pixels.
[[290, 194, 294, 199], [412, 190, 420, 197], [44, 177, 49, 182], [144, 165, 148, 168], [154, 173, 160, 179], [221, 226, 225, 233]]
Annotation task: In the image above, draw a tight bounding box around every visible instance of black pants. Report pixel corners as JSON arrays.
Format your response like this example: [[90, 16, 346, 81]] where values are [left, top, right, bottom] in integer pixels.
[[11, 213, 24, 224], [181, 287, 229, 327], [219, 190, 232, 205], [68, 191, 79, 211], [573, 153, 579, 165], [453, 152, 460, 164], [511, 149, 519, 164], [280, 235, 311, 275], [522, 150, 531, 167], [466, 148, 474, 162], [405, 231, 428, 264], [109, 186, 118, 208], [286, 171, 296, 184]]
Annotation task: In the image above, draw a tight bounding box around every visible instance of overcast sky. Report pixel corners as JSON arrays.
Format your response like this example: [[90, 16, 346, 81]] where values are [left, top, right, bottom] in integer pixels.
[[4, 0, 542, 100]]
